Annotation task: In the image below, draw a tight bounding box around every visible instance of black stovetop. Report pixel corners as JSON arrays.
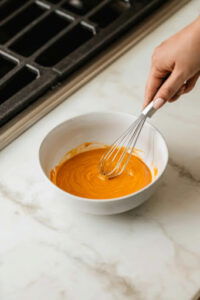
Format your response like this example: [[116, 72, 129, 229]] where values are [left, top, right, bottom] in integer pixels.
[[0, 0, 168, 127]]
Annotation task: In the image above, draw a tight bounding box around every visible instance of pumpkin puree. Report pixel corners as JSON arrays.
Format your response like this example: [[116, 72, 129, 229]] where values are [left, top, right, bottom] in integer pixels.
[[50, 144, 152, 199]]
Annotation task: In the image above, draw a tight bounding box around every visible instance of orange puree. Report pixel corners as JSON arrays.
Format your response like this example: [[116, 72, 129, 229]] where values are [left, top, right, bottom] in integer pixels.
[[50, 145, 152, 199]]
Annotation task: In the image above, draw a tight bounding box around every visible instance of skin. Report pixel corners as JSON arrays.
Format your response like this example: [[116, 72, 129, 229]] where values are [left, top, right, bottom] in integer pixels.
[[144, 16, 200, 108]]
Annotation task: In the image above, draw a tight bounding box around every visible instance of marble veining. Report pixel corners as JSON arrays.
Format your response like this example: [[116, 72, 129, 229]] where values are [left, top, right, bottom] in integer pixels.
[[168, 159, 200, 185], [0, 0, 200, 299]]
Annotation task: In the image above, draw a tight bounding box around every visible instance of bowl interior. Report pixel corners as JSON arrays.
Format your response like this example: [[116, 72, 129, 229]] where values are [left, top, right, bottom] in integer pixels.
[[39, 112, 168, 185]]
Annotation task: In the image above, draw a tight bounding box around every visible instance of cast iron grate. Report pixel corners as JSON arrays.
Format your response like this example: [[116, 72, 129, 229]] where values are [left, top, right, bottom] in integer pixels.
[[0, 0, 168, 127]]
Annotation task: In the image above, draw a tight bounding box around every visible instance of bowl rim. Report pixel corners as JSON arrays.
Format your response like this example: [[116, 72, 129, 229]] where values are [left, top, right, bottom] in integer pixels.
[[39, 110, 169, 203]]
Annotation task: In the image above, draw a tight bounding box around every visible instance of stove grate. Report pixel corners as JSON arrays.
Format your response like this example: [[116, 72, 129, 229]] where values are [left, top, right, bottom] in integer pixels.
[[0, 0, 168, 127]]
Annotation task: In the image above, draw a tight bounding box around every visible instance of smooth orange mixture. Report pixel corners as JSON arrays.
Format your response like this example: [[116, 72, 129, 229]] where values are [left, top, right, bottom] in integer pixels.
[[50, 145, 152, 199]]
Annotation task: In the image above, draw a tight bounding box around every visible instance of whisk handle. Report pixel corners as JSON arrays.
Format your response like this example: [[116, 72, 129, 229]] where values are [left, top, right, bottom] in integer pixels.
[[142, 98, 165, 118]]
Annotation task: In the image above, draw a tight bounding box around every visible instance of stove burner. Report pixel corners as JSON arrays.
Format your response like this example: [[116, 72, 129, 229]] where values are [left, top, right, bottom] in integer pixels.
[[0, 0, 168, 127]]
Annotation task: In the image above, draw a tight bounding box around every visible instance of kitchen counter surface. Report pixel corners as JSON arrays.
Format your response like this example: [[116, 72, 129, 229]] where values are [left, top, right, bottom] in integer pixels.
[[0, 1, 200, 299]]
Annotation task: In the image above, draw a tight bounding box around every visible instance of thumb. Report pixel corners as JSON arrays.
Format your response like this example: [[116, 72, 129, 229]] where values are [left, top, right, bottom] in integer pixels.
[[154, 70, 185, 103]]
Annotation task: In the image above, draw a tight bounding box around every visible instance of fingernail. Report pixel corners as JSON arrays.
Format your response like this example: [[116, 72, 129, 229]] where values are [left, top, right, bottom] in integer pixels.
[[153, 98, 165, 109]]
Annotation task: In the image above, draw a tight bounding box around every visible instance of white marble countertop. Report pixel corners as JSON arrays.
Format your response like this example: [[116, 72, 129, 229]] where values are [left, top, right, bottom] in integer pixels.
[[1, 1, 200, 299]]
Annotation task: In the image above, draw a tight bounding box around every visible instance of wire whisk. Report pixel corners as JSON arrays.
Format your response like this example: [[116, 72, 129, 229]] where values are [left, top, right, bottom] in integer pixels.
[[99, 98, 165, 178]]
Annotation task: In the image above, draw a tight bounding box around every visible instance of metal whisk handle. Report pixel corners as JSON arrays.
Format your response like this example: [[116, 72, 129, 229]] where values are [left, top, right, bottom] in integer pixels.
[[142, 98, 165, 118]]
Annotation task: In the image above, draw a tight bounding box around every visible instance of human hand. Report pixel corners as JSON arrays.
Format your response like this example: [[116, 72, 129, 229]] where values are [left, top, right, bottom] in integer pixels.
[[144, 16, 200, 109]]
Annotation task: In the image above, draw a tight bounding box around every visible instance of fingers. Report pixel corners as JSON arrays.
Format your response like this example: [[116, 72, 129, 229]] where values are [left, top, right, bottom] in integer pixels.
[[144, 58, 199, 108], [144, 66, 168, 108], [183, 72, 200, 93], [169, 72, 200, 102], [169, 84, 185, 102], [153, 69, 185, 103]]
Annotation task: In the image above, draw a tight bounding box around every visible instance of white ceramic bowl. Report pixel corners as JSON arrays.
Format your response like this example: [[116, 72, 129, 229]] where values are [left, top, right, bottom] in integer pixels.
[[39, 112, 168, 215]]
